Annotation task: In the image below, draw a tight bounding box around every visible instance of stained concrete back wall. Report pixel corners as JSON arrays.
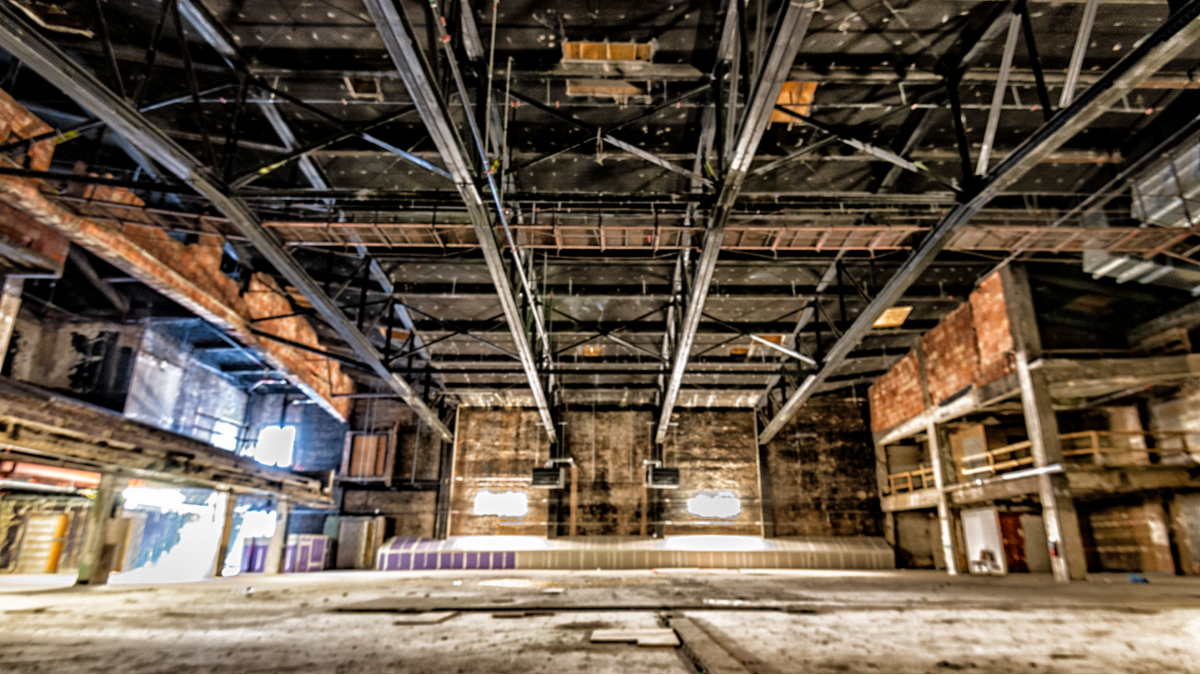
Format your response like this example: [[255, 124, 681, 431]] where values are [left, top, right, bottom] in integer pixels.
[[661, 410, 762, 536], [561, 409, 653, 535], [765, 394, 884, 537], [450, 408, 550, 536], [340, 398, 444, 539]]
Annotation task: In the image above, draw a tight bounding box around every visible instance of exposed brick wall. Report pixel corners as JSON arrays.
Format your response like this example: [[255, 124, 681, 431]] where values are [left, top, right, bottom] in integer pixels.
[[868, 271, 1017, 433], [0, 88, 52, 171], [868, 350, 924, 433], [922, 303, 979, 405], [767, 394, 882, 537], [970, 271, 1015, 387], [0, 91, 353, 420], [244, 391, 348, 473], [0, 87, 67, 271], [0, 202, 68, 270]]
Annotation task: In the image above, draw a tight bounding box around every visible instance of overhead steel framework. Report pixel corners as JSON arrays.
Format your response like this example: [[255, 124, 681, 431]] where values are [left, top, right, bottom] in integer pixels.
[[758, 0, 1200, 444], [362, 0, 558, 443], [656, 0, 819, 444], [0, 1, 454, 441]]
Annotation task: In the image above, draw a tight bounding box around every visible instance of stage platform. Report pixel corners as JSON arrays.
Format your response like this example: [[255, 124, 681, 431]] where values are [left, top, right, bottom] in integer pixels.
[[375, 535, 894, 572]]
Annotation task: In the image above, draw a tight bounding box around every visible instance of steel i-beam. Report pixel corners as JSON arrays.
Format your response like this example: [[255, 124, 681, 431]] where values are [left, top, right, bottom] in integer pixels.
[[655, 0, 817, 444], [165, 1, 443, 377], [0, 3, 454, 441], [758, 0, 1200, 444], [362, 0, 557, 443]]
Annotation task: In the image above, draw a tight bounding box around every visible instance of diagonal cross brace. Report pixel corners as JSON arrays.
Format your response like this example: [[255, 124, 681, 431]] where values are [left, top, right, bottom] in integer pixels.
[[655, 0, 818, 444], [0, 3, 454, 439]]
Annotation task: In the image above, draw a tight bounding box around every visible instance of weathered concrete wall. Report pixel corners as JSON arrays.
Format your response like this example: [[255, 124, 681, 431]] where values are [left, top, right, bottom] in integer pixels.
[[661, 410, 761, 536], [124, 322, 247, 447], [343, 490, 436, 538], [348, 397, 443, 483], [244, 392, 348, 473], [3, 313, 139, 410], [449, 408, 550, 536], [766, 395, 883, 537], [562, 409, 652, 536]]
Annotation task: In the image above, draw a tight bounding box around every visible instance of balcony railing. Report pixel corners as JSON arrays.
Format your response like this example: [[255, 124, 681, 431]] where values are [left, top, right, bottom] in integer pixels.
[[887, 465, 936, 493], [961, 430, 1200, 478]]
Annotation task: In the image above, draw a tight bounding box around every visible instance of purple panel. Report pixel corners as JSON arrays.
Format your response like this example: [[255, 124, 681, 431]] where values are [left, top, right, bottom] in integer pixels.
[[466, 552, 478, 570], [417, 539, 440, 551], [452, 552, 464, 569], [505, 551, 515, 569], [399, 553, 411, 571], [283, 544, 296, 573], [439, 553, 453, 570], [252, 546, 267, 573], [413, 552, 426, 570]]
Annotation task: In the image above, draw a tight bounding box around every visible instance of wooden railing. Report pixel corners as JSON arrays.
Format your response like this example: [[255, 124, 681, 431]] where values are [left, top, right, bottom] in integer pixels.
[[961, 441, 1036, 477], [961, 430, 1200, 477], [887, 465, 936, 493]]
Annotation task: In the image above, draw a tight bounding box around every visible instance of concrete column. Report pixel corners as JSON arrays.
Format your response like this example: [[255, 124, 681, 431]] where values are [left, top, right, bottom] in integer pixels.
[[927, 420, 958, 575], [263, 498, 291, 575], [75, 473, 127, 586], [0, 276, 23, 361], [1012, 331, 1088, 582], [1003, 265, 1087, 582], [874, 438, 897, 549], [212, 491, 238, 577], [1167, 494, 1199, 575]]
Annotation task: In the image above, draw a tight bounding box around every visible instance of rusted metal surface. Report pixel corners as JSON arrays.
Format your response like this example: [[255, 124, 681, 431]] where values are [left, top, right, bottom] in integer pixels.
[[0, 92, 353, 420]]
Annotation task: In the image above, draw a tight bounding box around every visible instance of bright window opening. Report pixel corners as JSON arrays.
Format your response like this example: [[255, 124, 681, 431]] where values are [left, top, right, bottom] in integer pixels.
[[251, 426, 295, 467], [110, 488, 225, 585], [686, 490, 742, 519], [472, 490, 529, 518], [210, 421, 240, 452]]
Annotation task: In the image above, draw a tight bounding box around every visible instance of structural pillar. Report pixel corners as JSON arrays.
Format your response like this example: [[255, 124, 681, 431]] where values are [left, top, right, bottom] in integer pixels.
[[263, 498, 290, 575], [874, 437, 896, 549], [927, 419, 958, 575], [0, 276, 23, 360], [1004, 265, 1087, 582], [75, 473, 127, 585], [212, 491, 238, 577], [1167, 494, 1199, 575]]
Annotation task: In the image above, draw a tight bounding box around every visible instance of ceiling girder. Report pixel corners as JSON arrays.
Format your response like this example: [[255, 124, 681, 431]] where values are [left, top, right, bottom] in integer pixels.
[[0, 2, 455, 440], [362, 0, 558, 443], [655, 0, 818, 444], [758, 0, 1200, 444]]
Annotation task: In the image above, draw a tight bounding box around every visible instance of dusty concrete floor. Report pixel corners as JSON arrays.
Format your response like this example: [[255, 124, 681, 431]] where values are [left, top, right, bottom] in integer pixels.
[[0, 569, 1198, 673]]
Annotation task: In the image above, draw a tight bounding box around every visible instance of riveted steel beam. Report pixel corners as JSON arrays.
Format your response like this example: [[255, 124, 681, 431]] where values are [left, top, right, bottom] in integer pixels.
[[654, 0, 818, 444], [361, 0, 557, 443], [0, 2, 453, 440]]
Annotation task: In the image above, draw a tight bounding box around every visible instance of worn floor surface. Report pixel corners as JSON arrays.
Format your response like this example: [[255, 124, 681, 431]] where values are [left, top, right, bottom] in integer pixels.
[[0, 569, 1198, 673]]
